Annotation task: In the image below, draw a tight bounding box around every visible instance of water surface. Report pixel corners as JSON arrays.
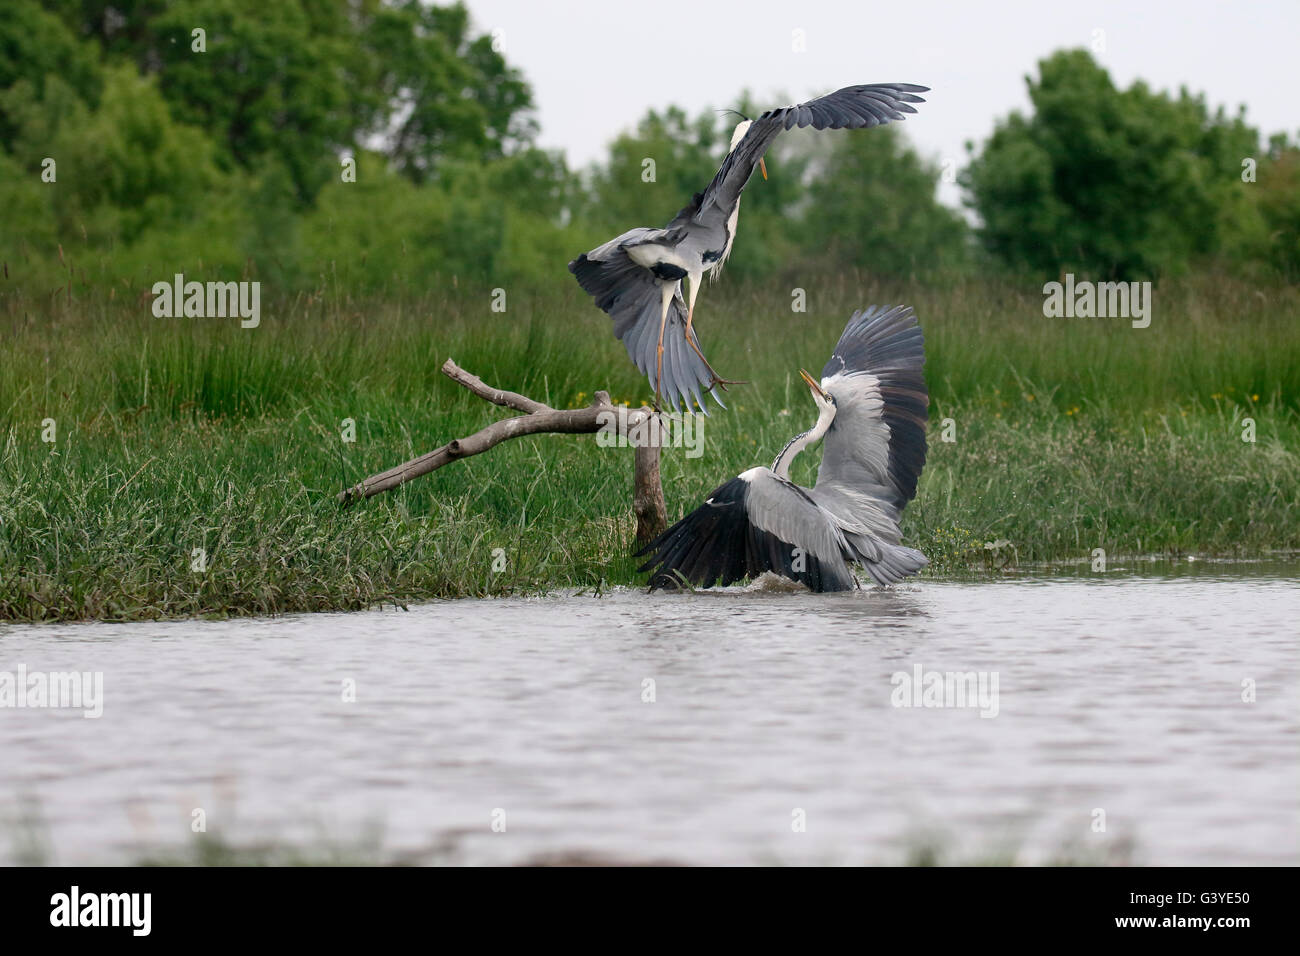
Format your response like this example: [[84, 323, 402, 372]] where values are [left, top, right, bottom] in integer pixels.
[[2, 560, 1296, 865]]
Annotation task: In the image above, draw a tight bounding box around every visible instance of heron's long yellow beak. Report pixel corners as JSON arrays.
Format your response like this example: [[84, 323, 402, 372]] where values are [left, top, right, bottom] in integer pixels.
[[799, 368, 827, 400], [759, 157, 768, 180]]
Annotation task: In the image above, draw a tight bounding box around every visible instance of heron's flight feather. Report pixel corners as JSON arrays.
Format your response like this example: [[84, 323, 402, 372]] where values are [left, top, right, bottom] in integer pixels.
[[667, 83, 929, 235], [816, 304, 929, 510]]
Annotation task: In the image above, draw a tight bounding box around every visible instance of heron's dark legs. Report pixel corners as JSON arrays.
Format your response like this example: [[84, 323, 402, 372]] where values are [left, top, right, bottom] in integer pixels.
[[653, 293, 670, 411], [683, 310, 748, 390]]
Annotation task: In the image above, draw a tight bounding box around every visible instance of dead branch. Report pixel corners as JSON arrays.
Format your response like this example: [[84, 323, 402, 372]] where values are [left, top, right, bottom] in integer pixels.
[[337, 358, 669, 545]]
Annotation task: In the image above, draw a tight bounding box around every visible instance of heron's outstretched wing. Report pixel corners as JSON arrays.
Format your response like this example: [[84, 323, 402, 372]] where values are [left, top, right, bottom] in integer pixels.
[[569, 229, 721, 414], [635, 467, 857, 592], [668, 84, 929, 232], [807, 305, 928, 575], [785, 305, 929, 585]]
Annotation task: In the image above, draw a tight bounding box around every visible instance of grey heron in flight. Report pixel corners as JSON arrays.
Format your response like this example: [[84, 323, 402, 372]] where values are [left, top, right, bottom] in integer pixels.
[[569, 83, 929, 414], [636, 305, 928, 591]]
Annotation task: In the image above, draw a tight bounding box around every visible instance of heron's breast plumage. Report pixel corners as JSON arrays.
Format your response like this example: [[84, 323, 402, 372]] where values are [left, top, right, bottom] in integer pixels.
[[623, 239, 691, 279], [709, 200, 741, 277]]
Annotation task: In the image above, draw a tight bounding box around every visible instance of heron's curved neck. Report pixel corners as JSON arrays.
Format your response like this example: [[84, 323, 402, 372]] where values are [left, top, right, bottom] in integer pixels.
[[772, 403, 836, 480]]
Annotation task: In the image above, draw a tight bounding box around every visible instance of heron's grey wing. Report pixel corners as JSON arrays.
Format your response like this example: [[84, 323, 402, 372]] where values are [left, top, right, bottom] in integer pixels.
[[668, 83, 929, 232], [816, 304, 928, 508], [635, 467, 856, 592], [569, 229, 720, 414], [809, 305, 929, 584]]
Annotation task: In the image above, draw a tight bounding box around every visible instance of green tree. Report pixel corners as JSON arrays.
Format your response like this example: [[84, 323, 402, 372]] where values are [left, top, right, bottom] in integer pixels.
[[0, 1, 102, 150], [2, 66, 219, 245], [800, 124, 968, 277], [355, 0, 536, 184], [962, 49, 1259, 279], [1224, 132, 1300, 280], [132, 0, 351, 202], [38, 1, 537, 200]]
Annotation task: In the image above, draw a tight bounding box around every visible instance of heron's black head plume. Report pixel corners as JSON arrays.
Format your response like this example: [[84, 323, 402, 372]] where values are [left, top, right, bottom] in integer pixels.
[[717, 108, 750, 122]]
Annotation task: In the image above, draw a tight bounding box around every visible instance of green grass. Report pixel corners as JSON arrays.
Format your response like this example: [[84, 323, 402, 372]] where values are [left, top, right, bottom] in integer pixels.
[[5, 806, 1136, 866], [1, 271, 1297, 621]]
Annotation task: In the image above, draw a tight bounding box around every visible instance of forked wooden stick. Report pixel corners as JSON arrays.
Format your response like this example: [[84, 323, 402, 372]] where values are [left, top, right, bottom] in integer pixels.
[[337, 359, 669, 545]]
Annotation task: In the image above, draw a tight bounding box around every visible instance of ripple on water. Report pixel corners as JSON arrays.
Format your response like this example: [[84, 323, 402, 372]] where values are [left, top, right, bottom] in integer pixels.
[[0, 562, 1297, 865]]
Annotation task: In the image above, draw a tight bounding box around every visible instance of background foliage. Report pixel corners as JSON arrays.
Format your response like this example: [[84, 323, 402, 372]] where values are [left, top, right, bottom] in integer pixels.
[[3, 1, 1296, 298]]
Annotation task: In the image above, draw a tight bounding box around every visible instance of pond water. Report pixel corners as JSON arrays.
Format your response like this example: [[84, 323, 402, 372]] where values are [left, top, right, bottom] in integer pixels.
[[1, 560, 1296, 866]]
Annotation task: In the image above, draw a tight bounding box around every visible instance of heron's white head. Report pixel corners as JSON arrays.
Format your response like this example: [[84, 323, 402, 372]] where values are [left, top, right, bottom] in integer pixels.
[[729, 119, 767, 180], [728, 120, 752, 151], [800, 369, 835, 413], [772, 370, 836, 478]]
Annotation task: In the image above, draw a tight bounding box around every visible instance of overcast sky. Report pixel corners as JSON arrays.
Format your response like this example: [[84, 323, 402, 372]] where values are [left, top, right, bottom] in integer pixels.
[[463, 0, 1298, 208]]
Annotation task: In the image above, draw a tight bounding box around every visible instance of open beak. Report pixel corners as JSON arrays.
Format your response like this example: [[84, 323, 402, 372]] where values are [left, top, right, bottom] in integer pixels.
[[759, 157, 768, 181], [799, 368, 828, 401]]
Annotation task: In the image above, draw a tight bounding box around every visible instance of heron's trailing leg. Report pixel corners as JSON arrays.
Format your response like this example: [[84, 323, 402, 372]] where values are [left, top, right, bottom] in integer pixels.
[[652, 282, 673, 411], [684, 277, 748, 391], [685, 309, 747, 390]]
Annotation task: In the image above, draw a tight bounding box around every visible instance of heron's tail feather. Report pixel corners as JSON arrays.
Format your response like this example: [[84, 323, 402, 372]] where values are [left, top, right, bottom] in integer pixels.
[[569, 247, 722, 415], [845, 533, 928, 586]]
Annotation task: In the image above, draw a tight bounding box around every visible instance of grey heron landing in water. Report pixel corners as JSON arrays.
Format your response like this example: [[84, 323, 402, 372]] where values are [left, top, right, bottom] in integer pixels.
[[569, 83, 929, 414], [636, 305, 929, 591]]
